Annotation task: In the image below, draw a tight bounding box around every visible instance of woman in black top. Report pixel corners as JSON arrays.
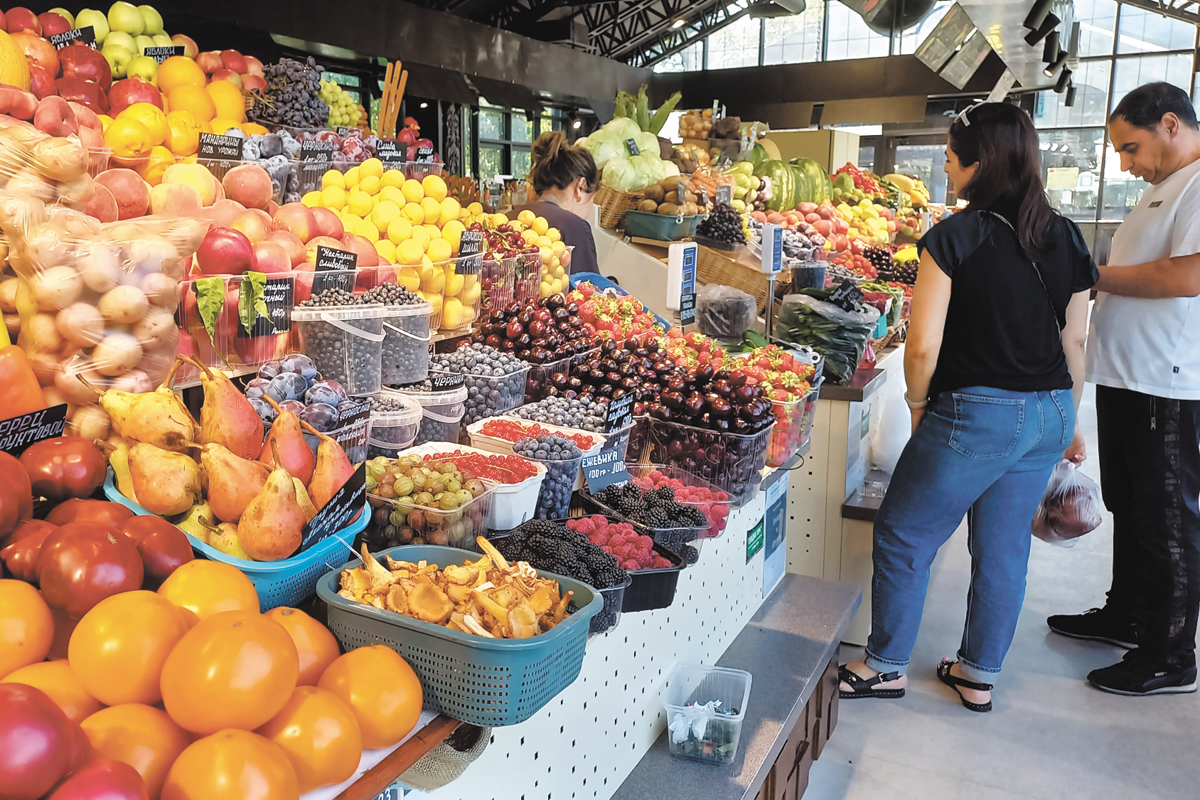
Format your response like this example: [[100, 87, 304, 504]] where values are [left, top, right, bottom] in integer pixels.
[[516, 131, 600, 276], [838, 103, 1097, 711]]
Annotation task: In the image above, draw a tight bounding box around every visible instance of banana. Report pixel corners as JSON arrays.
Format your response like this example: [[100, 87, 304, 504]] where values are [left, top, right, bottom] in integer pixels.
[[884, 173, 917, 193]]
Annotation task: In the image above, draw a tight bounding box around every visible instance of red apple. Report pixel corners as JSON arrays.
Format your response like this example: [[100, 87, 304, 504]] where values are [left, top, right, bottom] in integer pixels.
[[397, 128, 416, 145], [240, 74, 266, 94], [220, 50, 246, 74], [107, 77, 162, 116], [5, 7, 39, 35], [170, 34, 197, 59], [55, 77, 108, 114], [208, 198, 246, 229], [243, 55, 264, 77], [37, 12, 70, 37], [251, 240, 290, 274], [196, 227, 254, 275], [340, 233, 378, 268], [309, 207, 343, 240], [230, 208, 271, 243], [210, 69, 242, 89], [264, 230, 306, 267], [27, 65, 54, 100], [233, 332, 280, 365], [303, 235, 342, 265], [195, 51, 222, 75], [11, 32, 57, 77], [815, 204, 835, 221], [272, 202, 315, 243], [59, 45, 112, 91], [812, 219, 833, 238]]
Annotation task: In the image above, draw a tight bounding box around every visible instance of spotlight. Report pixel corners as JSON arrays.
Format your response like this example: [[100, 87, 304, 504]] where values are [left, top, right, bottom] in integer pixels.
[[1045, 48, 1068, 77], [572, 118, 582, 129], [671, 18, 686, 29], [1064, 82, 1076, 107], [1024, 0, 1054, 30], [1055, 66, 1072, 93], [1024, 12, 1060, 46], [1042, 31, 1059, 63], [419, 102, 428, 109]]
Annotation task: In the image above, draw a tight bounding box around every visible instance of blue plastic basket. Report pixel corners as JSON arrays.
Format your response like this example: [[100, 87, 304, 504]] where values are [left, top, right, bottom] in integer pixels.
[[317, 544, 601, 727], [103, 471, 367, 610], [569, 272, 672, 330]]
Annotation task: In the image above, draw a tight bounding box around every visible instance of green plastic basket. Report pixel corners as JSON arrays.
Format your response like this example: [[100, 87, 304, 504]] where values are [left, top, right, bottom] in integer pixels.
[[624, 210, 701, 241], [316, 544, 601, 727]]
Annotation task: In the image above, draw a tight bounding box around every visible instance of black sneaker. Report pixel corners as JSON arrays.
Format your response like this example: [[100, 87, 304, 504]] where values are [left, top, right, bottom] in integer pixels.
[[1047, 607, 1138, 649], [1088, 651, 1198, 696]]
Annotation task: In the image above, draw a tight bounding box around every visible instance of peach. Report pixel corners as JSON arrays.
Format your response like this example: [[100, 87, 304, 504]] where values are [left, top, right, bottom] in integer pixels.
[[230, 208, 271, 243], [221, 163, 272, 210], [220, 50, 246, 74], [251, 240, 290, 274], [340, 233, 379, 268], [304, 236, 343, 265], [94, 168, 150, 220], [272, 202, 315, 243], [170, 34, 198, 59], [241, 74, 266, 94], [309, 206, 344, 240], [149, 182, 203, 216], [208, 198, 246, 229], [292, 262, 315, 303], [162, 162, 217, 206], [265, 200, 278, 217], [264, 230, 305, 267], [69, 101, 102, 131], [211, 69, 242, 89], [82, 184, 119, 223], [195, 51, 222, 75], [243, 55, 264, 78]]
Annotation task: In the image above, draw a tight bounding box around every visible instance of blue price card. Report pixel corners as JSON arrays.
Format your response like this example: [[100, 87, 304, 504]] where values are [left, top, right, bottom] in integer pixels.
[[372, 785, 403, 800], [582, 435, 630, 494], [679, 245, 697, 325]]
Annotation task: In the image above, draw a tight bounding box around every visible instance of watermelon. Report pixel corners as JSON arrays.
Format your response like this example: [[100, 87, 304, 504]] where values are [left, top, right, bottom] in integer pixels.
[[749, 141, 769, 170]]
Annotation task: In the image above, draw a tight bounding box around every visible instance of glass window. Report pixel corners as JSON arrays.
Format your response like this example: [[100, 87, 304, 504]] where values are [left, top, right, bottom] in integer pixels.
[[706, 15, 761, 69], [896, 1, 953, 56], [513, 114, 533, 143], [479, 147, 503, 186], [858, 145, 875, 173], [652, 40, 704, 73], [1033, 59, 1111, 128], [1116, 4, 1196, 54], [894, 143, 949, 205], [512, 149, 531, 179], [480, 109, 505, 141], [826, 0, 890, 60], [1110, 53, 1193, 111], [1076, 0, 1118, 57], [1038, 129, 1103, 222], [540, 115, 554, 135], [763, 4, 824, 64]]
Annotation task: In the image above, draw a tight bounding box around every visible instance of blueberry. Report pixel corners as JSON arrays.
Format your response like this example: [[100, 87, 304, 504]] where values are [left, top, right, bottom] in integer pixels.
[[267, 372, 309, 402], [250, 396, 277, 423]]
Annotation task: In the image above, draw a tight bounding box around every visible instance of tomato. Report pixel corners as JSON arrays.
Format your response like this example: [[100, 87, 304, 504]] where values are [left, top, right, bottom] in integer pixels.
[[160, 730, 299, 800], [0, 451, 32, 544], [160, 611, 298, 734], [37, 523, 144, 620], [68, 591, 189, 706], [81, 704, 189, 800], [64, 719, 93, 779], [1, 523, 55, 582], [317, 645, 423, 749], [19, 438, 107, 505], [1, 661, 102, 725], [156, 561, 258, 625], [47, 606, 78, 662], [0, 579, 53, 678], [120, 518, 193, 589], [264, 607, 340, 687], [46, 759, 149, 800], [256, 687, 361, 793], [45, 500, 135, 529], [0, 682, 75, 799]]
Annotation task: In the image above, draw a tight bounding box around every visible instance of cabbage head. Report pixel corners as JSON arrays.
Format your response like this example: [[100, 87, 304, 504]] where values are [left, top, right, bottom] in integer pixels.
[[602, 157, 641, 192], [604, 116, 643, 142], [633, 131, 659, 156], [581, 129, 624, 169]]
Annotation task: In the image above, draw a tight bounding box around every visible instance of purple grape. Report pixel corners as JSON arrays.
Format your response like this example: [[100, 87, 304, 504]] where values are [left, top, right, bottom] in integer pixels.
[[258, 360, 282, 380], [279, 399, 306, 415], [299, 402, 338, 432], [305, 380, 346, 407], [249, 396, 277, 423], [280, 353, 318, 381], [245, 378, 270, 401], [267, 372, 309, 402]]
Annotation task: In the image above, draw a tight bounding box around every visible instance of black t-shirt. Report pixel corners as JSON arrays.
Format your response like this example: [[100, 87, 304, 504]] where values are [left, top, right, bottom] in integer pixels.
[[917, 210, 1098, 397], [514, 200, 599, 275]]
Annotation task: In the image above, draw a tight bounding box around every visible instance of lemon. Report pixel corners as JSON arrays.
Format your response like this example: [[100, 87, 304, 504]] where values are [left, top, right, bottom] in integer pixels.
[[321, 170, 345, 190], [401, 179, 425, 205], [517, 209, 536, 226], [535, 235, 552, 248], [302, 191, 322, 208], [344, 166, 360, 188], [320, 185, 347, 210], [420, 197, 441, 225], [401, 202, 425, 226], [342, 213, 364, 232], [348, 190, 373, 218], [360, 175, 381, 196], [359, 158, 384, 180], [427, 238, 452, 264], [380, 185, 404, 206], [387, 217, 414, 244], [371, 200, 401, 233], [421, 174, 448, 203], [461, 279, 481, 306], [438, 197, 461, 227], [421, 266, 445, 295], [397, 239, 424, 266], [550, 240, 566, 254], [354, 219, 379, 241], [382, 170, 405, 190], [374, 239, 396, 263], [532, 216, 549, 235], [410, 226, 431, 254]]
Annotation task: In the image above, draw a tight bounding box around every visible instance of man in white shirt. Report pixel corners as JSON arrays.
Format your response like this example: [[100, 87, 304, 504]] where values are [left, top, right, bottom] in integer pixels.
[[1048, 82, 1200, 696]]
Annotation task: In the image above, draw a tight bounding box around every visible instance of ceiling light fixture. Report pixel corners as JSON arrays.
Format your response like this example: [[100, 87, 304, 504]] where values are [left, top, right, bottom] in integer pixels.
[[1025, 12, 1060, 46], [671, 18, 686, 29], [419, 102, 428, 108], [1024, 0, 1054, 30], [1042, 31, 1059, 63], [1045, 48, 1068, 77], [1064, 82, 1076, 107], [1055, 66, 1072, 93], [572, 118, 582, 129]]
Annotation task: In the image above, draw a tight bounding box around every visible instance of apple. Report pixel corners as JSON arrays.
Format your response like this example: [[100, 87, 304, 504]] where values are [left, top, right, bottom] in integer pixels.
[[0, 11, 7, 32], [797, 202, 817, 215], [75, 9, 109, 43], [211, 69, 242, 89], [304, 235, 342, 264], [61, 44, 113, 89], [397, 128, 416, 145], [56, 77, 109, 114], [108, 76, 161, 115], [309, 207, 343, 239], [243, 55, 264, 77], [107, 1, 144, 36], [195, 51, 222, 75], [101, 44, 133, 80], [170, 34, 197, 58], [220, 50, 246, 73], [125, 56, 158, 86], [48, 7, 75, 26], [150, 33, 171, 47], [38, 12, 71, 37], [805, 213, 819, 224], [6, 8, 40, 35], [272, 202, 315, 242], [134, 35, 153, 55], [137, 4, 163, 35], [28, 65, 54, 100], [231, 208, 271, 243], [196, 227, 254, 275], [812, 219, 833, 238], [104, 30, 136, 54], [264, 230, 306, 267], [292, 262, 315, 303], [241, 74, 266, 94], [11, 32, 58, 78], [251, 241, 290, 274]]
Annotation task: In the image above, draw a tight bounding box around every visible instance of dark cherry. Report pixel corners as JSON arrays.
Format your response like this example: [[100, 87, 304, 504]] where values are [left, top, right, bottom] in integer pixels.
[[567, 315, 582, 328], [605, 371, 622, 386], [601, 339, 618, 355], [714, 370, 732, 383], [709, 396, 732, 418], [662, 391, 684, 409], [666, 377, 687, 393], [729, 372, 749, 388], [553, 307, 571, 323], [684, 394, 705, 416], [563, 389, 578, 400], [504, 301, 522, 317], [501, 339, 517, 352], [516, 348, 531, 361], [516, 332, 532, 349], [518, 309, 535, 326], [598, 383, 614, 398], [485, 334, 502, 348], [506, 319, 524, 340], [528, 320, 547, 338], [566, 302, 580, 315], [650, 404, 671, 421], [712, 379, 733, 399], [567, 376, 584, 390], [694, 364, 716, 383], [612, 388, 627, 400]]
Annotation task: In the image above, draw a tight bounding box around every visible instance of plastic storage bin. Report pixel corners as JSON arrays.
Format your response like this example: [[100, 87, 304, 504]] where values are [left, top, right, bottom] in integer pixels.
[[621, 542, 684, 612], [317, 543, 601, 727], [430, 363, 530, 427], [365, 484, 494, 550], [394, 384, 469, 445], [292, 304, 388, 395], [103, 472, 367, 610], [381, 302, 432, 386], [368, 392, 423, 460], [627, 463, 734, 540], [528, 453, 583, 519], [177, 275, 295, 379], [623, 211, 701, 241], [439, 253, 483, 333], [406, 442, 547, 531], [644, 418, 774, 508], [663, 664, 753, 765]]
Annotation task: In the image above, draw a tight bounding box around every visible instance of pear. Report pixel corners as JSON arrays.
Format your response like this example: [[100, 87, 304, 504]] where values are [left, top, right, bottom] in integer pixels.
[[293, 478, 318, 523], [300, 419, 356, 511], [259, 395, 316, 484], [129, 442, 203, 516], [98, 436, 137, 502], [187, 356, 264, 460], [239, 439, 305, 561], [173, 502, 214, 543], [201, 442, 270, 524], [95, 357, 197, 452], [201, 518, 252, 560]]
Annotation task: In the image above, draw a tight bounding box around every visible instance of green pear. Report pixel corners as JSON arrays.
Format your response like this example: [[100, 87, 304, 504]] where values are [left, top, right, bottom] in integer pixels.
[[173, 502, 214, 543]]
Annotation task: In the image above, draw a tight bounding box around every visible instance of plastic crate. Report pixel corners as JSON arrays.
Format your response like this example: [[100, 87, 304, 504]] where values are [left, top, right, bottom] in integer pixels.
[[102, 471, 367, 610], [480, 254, 542, 312], [317, 544, 601, 727], [568, 273, 671, 330], [405, 441, 547, 531], [559, 514, 685, 613], [663, 664, 753, 765], [627, 463, 734, 540], [623, 210, 702, 241], [465, 419, 604, 490], [643, 418, 774, 508], [365, 483, 494, 551]]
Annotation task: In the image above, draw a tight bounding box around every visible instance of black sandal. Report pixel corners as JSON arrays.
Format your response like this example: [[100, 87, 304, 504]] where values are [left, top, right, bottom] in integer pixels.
[[936, 659, 993, 712], [838, 665, 905, 699]]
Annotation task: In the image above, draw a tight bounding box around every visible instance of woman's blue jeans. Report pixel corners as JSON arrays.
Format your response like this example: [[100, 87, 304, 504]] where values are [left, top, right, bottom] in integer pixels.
[[865, 387, 1075, 685]]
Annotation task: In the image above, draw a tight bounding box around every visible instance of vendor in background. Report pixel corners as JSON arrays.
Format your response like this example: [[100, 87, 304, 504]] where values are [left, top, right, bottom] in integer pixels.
[[516, 131, 599, 276]]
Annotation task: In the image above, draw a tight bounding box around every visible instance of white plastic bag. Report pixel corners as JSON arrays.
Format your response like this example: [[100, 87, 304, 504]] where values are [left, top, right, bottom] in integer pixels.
[[1033, 460, 1104, 546], [697, 284, 756, 339]]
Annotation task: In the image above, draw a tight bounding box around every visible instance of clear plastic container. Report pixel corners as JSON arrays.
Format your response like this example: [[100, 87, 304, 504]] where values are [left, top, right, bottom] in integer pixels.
[[644, 418, 774, 508], [627, 463, 733, 540], [465, 419, 604, 490], [663, 664, 752, 765], [368, 391, 424, 460], [366, 484, 494, 550], [178, 274, 295, 378], [481, 253, 542, 312], [380, 302, 432, 385], [430, 363, 530, 426], [576, 492, 706, 568], [292, 304, 388, 395], [394, 384, 468, 445], [589, 576, 630, 636], [523, 352, 573, 404], [765, 380, 821, 468], [407, 441, 547, 531], [527, 452, 583, 519], [439, 253, 484, 333]]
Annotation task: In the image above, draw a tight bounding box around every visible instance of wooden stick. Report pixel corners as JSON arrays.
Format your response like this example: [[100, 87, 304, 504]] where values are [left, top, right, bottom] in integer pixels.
[[379, 61, 395, 138], [333, 715, 460, 800], [385, 62, 403, 138], [381, 60, 397, 138], [393, 70, 409, 138]]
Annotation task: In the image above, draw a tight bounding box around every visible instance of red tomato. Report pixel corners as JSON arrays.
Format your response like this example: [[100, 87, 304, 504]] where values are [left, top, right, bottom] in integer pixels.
[[47, 760, 149, 800], [120, 518, 193, 588], [36, 523, 144, 620], [19, 438, 107, 505], [0, 451, 32, 544], [45, 500, 135, 529], [0, 682, 75, 799], [0, 523, 54, 582]]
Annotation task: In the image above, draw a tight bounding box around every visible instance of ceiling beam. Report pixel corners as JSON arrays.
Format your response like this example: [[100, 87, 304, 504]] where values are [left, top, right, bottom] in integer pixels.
[[1119, 0, 1200, 26]]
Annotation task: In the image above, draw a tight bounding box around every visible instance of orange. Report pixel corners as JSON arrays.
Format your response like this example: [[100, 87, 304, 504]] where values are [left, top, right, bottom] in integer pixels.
[[157, 560, 259, 624], [118, 102, 168, 146], [82, 704, 190, 799], [161, 729, 298, 800], [264, 608, 340, 687], [206, 81, 245, 124], [256, 687, 361, 793], [166, 84, 215, 123], [136, 145, 176, 187], [165, 110, 200, 157], [317, 645, 422, 749], [208, 117, 241, 136], [104, 117, 154, 161], [241, 122, 270, 136], [0, 579, 53, 678], [160, 610, 298, 734], [1, 661, 101, 724], [68, 590, 190, 707], [156, 56, 206, 94]]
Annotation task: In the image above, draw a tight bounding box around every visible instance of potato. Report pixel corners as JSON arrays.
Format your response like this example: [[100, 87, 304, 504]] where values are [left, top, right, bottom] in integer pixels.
[[54, 360, 100, 404], [57, 302, 105, 348], [33, 137, 89, 183], [657, 202, 681, 216], [77, 244, 123, 293], [685, 191, 698, 205], [664, 191, 680, 205], [140, 272, 179, 311], [98, 285, 149, 325], [644, 184, 666, 203], [32, 265, 82, 311], [684, 202, 699, 216], [0, 276, 17, 313], [658, 177, 679, 191], [110, 369, 153, 394], [91, 331, 143, 377], [23, 312, 62, 353], [637, 199, 659, 213], [132, 308, 175, 348]]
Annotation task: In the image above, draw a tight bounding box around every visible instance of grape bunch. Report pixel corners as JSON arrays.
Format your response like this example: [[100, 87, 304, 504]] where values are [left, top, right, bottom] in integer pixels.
[[248, 56, 330, 129], [697, 203, 747, 245], [319, 80, 363, 130]]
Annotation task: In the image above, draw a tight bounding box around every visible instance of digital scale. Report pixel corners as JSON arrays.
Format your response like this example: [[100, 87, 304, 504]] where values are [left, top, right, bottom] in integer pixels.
[[666, 241, 698, 326]]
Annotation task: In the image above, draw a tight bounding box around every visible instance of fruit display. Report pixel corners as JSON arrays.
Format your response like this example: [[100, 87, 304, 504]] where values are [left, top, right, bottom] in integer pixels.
[[246, 354, 370, 461], [415, 449, 540, 485], [509, 397, 610, 432], [696, 202, 746, 245], [578, 114, 680, 193], [472, 292, 599, 364], [753, 155, 831, 212], [479, 419, 599, 451], [630, 467, 732, 539], [585, 482, 707, 565], [565, 515, 676, 570], [882, 245, 918, 284], [246, 56, 328, 129], [337, 538, 575, 639], [636, 175, 711, 217], [391, 381, 468, 445], [514, 434, 583, 519], [319, 79, 362, 130], [292, 299, 388, 396], [364, 392, 422, 459], [568, 281, 665, 341], [428, 344, 529, 426], [677, 108, 714, 140], [364, 454, 491, 548]]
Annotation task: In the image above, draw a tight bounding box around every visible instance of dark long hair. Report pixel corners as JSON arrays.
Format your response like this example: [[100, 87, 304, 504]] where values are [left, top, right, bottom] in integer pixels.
[[529, 131, 598, 194], [948, 102, 1055, 255]]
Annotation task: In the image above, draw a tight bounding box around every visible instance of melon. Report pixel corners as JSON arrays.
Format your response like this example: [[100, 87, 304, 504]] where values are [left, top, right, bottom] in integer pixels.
[[0, 31, 31, 92]]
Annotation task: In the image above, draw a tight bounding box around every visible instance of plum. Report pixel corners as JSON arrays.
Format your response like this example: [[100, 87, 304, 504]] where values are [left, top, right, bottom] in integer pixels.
[[245, 377, 270, 400], [267, 371, 309, 402], [279, 399, 306, 415], [280, 353, 318, 380], [249, 396, 276, 423], [258, 360, 282, 379], [305, 379, 346, 406], [299, 402, 338, 432]]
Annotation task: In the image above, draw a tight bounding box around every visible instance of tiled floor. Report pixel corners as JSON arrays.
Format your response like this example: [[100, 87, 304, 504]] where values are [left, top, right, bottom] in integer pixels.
[[806, 386, 1200, 800]]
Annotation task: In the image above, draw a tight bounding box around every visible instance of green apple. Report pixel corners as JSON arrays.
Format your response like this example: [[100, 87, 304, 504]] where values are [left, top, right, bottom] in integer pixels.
[[151, 33, 172, 47], [104, 30, 137, 54], [137, 4, 163, 35], [75, 8, 110, 43], [135, 35, 154, 55], [102, 43, 134, 78], [108, 1, 145, 36], [48, 7, 75, 26], [126, 55, 159, 85]]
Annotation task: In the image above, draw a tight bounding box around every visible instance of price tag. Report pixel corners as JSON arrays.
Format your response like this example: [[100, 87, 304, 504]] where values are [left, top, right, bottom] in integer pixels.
[[698, 186, 710, 208], [143, 45, 184, 63], [299, 463, 366, 552], [50, 27, 96, 49], [312, 246, 357, 294], [415, 146, 435, 163], [299, 140, 334, 163], [430, 373, 465, 392], [376, 140, 405, 167], [760, 223, 783, 275], [197, 132, 243, 160], [679, 244, 696, 326], [371, 787, 402, 800], [828, 279, 865, 311], [0, 405, 68, 456], [458, 229, 484, 274], [625, 138, 640, 156], [676, 180, 687, 204], [247, 276, 293, 337], [336, 126, 349, 136], [746, 515, 764, 562], [604, 393, 634, 434], [716, 184, 732, 206], [582, 447, 630, 494]]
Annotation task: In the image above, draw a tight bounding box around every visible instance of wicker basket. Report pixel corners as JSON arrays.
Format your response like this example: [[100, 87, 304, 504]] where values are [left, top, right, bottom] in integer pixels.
[[596, 184, 643, 230], [696, 245, 773, 315]]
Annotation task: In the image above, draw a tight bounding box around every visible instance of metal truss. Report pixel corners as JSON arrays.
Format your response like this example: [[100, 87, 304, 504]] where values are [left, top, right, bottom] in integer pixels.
[[1118, 0, 1200, 25]]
